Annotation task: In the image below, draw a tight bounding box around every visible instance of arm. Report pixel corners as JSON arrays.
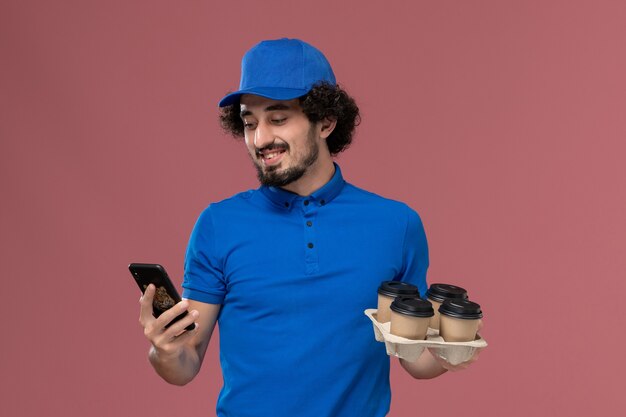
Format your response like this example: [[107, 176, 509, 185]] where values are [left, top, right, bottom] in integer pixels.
[[396, 208, 482, 378], [139, 284, 221, 386]]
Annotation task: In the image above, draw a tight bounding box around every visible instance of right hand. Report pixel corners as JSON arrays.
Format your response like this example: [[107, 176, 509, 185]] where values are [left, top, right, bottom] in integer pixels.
[[139, 284, 199, 356]]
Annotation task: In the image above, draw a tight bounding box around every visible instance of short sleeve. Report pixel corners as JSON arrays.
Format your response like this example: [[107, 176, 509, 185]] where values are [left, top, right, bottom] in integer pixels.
[[182, 207, 226, 304], [398, 207, 429, 298]]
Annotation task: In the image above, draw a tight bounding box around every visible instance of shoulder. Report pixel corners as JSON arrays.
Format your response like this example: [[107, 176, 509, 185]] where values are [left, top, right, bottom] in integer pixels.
[[342, 182, 419, 217], [191, 188, 259, 228], [212, 188, 257, 207], [201, 188, 257, 213], [337, 182, 425, 235]]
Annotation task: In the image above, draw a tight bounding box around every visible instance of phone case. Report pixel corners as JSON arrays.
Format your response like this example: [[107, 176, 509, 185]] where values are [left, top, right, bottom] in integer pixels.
[[129, 263, 194, 331]]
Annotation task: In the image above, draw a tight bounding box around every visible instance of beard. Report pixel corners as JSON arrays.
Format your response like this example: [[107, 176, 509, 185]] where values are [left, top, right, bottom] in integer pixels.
[[252, 127, 319, 187]]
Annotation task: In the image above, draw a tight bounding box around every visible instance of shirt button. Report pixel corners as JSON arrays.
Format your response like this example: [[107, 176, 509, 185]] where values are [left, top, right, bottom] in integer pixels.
[[320, 199, 326, 205], [284, 202, 290, 208], [304, 200, 309, 206], [306, 221, 312, 227], [307, 242, 314, 249]]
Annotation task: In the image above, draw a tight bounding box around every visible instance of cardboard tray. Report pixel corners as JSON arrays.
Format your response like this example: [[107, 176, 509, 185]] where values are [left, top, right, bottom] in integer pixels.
[[364, 309, 488, 364]]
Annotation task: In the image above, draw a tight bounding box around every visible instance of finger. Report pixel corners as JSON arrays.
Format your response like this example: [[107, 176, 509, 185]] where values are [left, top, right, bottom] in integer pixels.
[[157, 320, 198, 350], [477, 319, 484, 332], [154, 300, 191, 330], [164, 309, 200, 339], [139, 284, 156, 326]]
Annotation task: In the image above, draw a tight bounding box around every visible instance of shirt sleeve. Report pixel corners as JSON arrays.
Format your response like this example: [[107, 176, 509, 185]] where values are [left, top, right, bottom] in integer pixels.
[[182, 206, 226, 304], [398, 206, 430, 298]]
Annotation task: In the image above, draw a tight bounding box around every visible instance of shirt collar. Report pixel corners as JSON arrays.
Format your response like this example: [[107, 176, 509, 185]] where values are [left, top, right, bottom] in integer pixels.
[[260, 163, 346, 210]]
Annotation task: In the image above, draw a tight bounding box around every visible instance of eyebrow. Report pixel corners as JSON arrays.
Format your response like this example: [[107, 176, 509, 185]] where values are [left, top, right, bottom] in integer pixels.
[[240, 103, 292, 118]]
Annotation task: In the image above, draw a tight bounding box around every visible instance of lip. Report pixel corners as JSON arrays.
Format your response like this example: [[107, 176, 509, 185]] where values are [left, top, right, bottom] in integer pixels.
[[259, 149, 286, 167]]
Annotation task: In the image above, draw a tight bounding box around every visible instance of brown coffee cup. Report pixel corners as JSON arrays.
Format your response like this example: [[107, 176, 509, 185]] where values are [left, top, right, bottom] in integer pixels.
[[389, 297, 434, 340], [438, 299, 483, 342], [425, 283, 468, 330], [377, 281, 420, 323]]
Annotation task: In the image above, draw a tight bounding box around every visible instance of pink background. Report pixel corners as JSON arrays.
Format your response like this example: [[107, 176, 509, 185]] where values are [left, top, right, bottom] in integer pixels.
[[2, 1, 625, 416]]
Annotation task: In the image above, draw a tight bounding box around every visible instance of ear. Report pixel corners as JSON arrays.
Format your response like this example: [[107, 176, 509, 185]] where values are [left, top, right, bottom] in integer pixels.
[[319, 117, 337, 139]]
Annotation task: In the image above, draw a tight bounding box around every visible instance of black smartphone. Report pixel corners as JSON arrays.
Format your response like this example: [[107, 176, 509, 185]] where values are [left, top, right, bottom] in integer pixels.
[[129, 263, 195, 331]]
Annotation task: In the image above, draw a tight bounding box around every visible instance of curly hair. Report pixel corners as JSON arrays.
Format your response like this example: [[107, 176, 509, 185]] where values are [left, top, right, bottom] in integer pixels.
[[218, 82, 360, 156]]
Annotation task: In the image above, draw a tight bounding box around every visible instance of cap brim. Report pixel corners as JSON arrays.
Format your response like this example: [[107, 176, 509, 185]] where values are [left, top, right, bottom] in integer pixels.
[[218, 86, 310, 107]]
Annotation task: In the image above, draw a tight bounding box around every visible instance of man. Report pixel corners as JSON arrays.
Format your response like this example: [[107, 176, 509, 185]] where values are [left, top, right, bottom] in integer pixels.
[[139, 38, 479, 417]]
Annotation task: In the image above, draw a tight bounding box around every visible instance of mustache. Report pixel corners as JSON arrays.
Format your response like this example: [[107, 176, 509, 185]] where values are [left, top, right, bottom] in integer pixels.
[[255, 143, 289, 155]]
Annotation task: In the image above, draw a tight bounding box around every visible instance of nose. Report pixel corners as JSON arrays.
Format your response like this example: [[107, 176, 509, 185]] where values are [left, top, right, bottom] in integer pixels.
[[254, 121, 274, 150]]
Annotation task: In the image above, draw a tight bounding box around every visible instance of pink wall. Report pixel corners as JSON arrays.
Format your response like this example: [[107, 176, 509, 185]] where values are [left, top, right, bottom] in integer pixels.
[[2, 1, 625, 416]]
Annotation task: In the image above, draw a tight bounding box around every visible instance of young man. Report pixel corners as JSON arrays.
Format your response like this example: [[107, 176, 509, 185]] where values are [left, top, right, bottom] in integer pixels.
[[139, 38, 479, 417]]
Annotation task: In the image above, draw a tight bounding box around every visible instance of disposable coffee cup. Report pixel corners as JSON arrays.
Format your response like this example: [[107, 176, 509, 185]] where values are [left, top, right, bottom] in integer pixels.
[[426, 283, 468, 330], [389, 297, 434, 340], [377, 281, 420, 323], [438, 299, 483, 342]]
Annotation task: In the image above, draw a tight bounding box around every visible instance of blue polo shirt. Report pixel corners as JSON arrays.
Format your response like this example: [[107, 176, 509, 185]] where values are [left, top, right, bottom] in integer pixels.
[[183, 164, 429, 417]]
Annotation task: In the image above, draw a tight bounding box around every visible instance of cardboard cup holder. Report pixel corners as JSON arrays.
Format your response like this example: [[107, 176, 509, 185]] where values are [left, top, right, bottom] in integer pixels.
[[364, 309, 487, 365]]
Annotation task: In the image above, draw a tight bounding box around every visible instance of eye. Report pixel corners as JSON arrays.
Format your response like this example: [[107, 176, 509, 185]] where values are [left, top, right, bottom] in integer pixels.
[[272, 118, 286, 125], [243, 121, 257, 130]]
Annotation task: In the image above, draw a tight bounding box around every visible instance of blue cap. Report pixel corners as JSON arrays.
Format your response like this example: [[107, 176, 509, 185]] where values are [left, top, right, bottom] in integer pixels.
[[218, 38, 336, 107]]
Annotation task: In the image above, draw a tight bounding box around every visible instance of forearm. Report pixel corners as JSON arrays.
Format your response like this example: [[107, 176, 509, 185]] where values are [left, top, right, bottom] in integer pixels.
[[148, 344, 201, 386], [139, 290, 219, 386], [399, 349, 447, 379]]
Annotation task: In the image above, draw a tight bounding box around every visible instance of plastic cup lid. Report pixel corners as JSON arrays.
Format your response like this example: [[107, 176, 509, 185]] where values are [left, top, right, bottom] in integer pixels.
[[390, 297, 434, 318], [426, 283, 468, 303], [438, 299, 483, 319], [378, 281, 420, 298]]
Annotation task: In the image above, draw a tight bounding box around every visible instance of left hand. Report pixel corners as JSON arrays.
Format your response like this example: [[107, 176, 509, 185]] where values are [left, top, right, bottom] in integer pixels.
[[430, 318, 484, 372]]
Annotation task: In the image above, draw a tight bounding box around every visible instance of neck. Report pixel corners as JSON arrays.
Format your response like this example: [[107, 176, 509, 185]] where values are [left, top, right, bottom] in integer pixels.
[[281, 156, 335, 197]]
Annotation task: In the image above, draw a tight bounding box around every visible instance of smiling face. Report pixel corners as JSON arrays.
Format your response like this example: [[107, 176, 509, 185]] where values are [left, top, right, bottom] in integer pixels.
[[240, 94, 330, 189]]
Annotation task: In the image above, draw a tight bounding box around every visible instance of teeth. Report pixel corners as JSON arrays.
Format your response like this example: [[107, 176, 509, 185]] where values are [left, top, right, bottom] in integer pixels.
[[263, 151, 283, 159]]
